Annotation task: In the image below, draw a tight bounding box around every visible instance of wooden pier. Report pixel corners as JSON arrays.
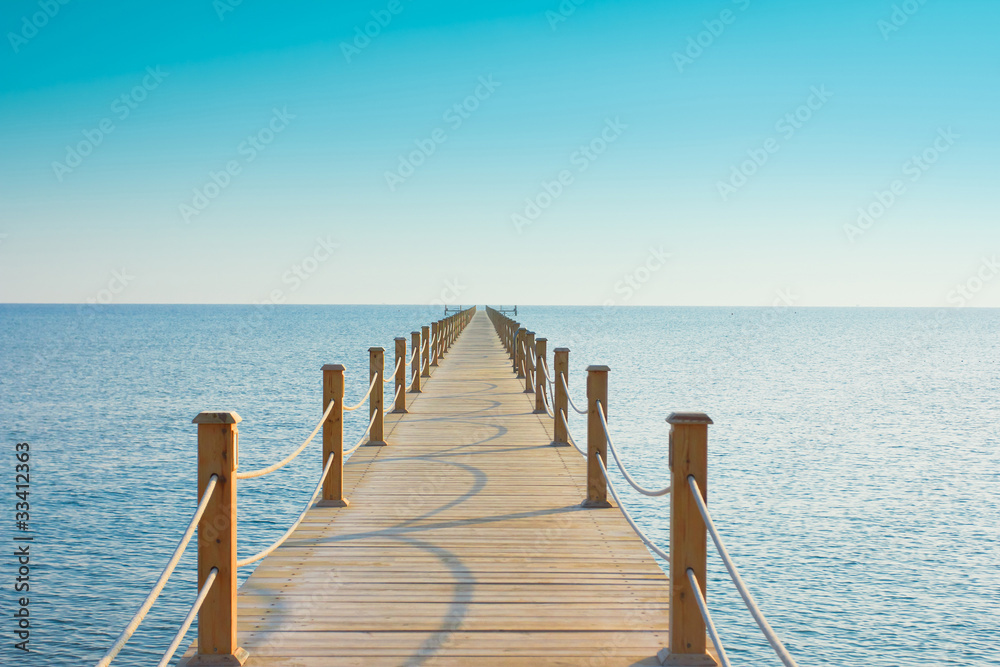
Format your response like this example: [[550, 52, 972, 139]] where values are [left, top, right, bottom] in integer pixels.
[[90, 302, 808, 667], [183, 309, 694, 666]]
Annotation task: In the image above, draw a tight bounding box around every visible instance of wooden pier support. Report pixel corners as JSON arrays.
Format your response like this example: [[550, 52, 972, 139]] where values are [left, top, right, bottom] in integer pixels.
[[430, 322, 440, 367], [421, 325, 431, 377], [393, 337, 407, 413], [410, 331, 421, 393], [534, 337, 547, 413], [190, 411, 247, 666], [367, 347, 386, 446], [553, 348, 569, 445], [524, 331, 536, 393], [661, 411, 716, 666], [582, 365, 611, 508], [320, 364, 348, 507], [515, 328, 525, 378]]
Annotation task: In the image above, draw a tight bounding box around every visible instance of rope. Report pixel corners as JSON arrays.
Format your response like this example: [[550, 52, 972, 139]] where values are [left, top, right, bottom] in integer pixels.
[[237, 400, 335, 480], [564, 418, 587, 457], [95, 476, 218, 667], [596, 454, 671, 562], [595, 401, 671, 497], [384, 356, 402, 383], [391, 384, 402, 408], [540, 360, 555, 390], [154, 568, 217, 667], [345, 409, 378, 456], [408, 346, 419, 365], [343, 375, 377, 411], [521, 339, 537, 365], [237, 454, 336, 567], [560, 374, 588, 415], [688, 476, 800, 667], [687, 569, 732, 667], [540, 382, 555, 418]]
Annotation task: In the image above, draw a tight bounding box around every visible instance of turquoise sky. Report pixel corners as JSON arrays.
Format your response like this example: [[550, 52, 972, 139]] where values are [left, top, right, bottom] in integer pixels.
[[1, 0, 997, 306]]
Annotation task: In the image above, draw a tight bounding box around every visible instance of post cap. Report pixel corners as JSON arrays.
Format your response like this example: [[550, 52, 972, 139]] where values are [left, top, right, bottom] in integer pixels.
[[411, 331, 420, 335], [422, 325, 429, 330], [537, 337, 547, 342], [526, 331, 535, 336], [666, 412, 714, 425], [554, 347, 570, 353], [395, 336, 406, 341], [192, 411, 242, 424], [322, 364, 346, 371], [368, 346, 385, 352], [586, 365, 611, 372]]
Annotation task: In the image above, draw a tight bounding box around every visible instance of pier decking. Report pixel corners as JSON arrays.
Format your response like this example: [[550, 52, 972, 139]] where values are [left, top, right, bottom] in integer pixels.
[[189, 311, 673, 666]]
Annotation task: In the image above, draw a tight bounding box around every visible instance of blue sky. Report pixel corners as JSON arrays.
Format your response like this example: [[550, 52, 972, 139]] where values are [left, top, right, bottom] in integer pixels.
[[1, 0, 997, 306]]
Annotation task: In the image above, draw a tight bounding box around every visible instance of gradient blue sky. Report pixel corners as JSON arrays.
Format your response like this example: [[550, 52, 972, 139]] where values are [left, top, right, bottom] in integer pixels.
[[1, 0, 997, 306]]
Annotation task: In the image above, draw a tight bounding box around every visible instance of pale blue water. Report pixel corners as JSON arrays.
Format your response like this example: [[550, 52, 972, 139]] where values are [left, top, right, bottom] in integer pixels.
[[1, 305, 997, 666]]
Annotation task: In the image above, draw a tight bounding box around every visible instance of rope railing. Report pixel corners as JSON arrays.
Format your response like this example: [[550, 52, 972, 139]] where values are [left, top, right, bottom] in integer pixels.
[[392, 383, 402, 407], [347, 408, 378, 456], [94, 475, 218, 667], [343, 375, 378, 411], [540, 358, 555, 389], [236, 400, 335, 480], [154, 567, 218, 667], [385, 356, 402, 383], [484, 306, 801, 667], [564, 418, 587, 457], [559, 374, 588, 415], [539, 381, 555, 419], [688, 476, 800, 667], [596, 401, 671, 497], [595, 453, 671, 562], [98, 307, 479, 667], [237, 403, 380, 569], [687, 568, 732, 667], [236, 453, 337, 568]]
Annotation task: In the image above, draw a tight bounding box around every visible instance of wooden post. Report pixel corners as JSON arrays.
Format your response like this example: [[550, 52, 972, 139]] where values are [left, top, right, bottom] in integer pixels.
[[319, 364, 348, 507], [661, 412, 716, 666], [191, 411, 248, 666], [523, 331, 536, 393], [582, 365, 611, 508], [421, 325, 431, 377], [368, 347, 386, 446], [553, 348, 569, 445], [514, 328, 525, 377], [410, 331, 421, 393], [394, 337, 407, 413], [534, 338, 547, 413], [431, 322, 440, 366]]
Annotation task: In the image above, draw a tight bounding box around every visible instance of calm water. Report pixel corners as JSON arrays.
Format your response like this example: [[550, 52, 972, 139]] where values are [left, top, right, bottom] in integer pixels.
[[1, 305, 997, 666]]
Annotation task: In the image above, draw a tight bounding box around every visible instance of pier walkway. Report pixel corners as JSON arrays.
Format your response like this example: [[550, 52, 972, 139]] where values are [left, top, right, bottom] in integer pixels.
[[210, 311, 671, 665], [99, 307, 800, 667]]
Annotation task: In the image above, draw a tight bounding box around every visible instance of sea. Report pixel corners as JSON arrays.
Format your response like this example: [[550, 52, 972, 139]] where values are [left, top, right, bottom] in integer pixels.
[[1, 304, 997, 666]]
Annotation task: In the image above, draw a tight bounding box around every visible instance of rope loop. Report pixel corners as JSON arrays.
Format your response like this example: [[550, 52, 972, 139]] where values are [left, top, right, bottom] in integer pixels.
[[595, 401, 671, 497], [560, 374, 588, 415], [237, 400, 335, 480], [343, 375, 378, 412], [687, 476, 800, 667], [95, 476, 218, 667], [237, 454, 337, 567]]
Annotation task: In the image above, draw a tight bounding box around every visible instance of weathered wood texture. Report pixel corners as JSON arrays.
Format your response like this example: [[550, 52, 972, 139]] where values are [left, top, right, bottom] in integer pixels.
[[187, 311, 682, 666]]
